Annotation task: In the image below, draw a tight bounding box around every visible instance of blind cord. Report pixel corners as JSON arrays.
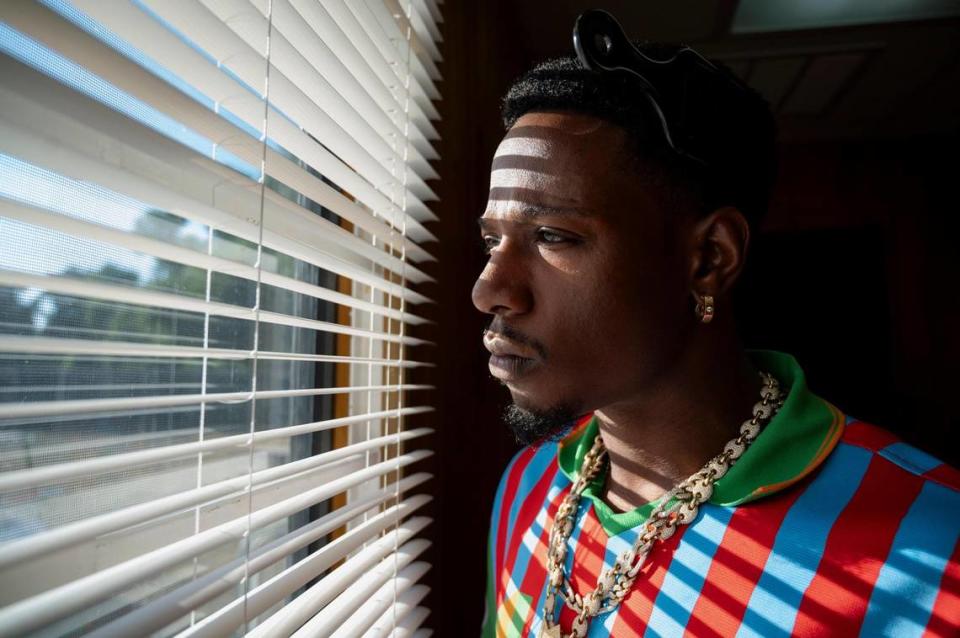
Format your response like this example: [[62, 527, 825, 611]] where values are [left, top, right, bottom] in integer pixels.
[[393, 0, 416, 632], [242, 0, 275, 632], [189, 223, 215, 628]]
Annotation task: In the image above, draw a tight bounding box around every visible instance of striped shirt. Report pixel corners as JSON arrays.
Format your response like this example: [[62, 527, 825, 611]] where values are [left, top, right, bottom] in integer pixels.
[[482, 352, 960, 637]]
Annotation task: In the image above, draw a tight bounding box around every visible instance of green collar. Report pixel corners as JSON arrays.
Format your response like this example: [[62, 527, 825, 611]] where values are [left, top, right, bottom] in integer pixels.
[[557, 351, 844, 536]]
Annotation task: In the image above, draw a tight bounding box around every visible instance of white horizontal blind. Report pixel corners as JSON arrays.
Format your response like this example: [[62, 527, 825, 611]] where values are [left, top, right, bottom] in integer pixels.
[[0, 0, 440, 636]]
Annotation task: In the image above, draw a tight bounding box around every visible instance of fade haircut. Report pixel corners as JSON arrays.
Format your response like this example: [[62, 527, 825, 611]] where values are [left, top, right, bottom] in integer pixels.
[[501, 47, 778, 228]]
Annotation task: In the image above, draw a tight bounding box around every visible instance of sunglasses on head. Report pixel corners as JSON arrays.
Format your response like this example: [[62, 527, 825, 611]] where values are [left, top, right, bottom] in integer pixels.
[[573, 9, 751, 169]]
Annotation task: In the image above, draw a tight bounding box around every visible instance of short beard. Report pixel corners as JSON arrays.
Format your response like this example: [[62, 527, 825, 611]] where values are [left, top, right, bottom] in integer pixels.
[[503, 403, 580, 447]]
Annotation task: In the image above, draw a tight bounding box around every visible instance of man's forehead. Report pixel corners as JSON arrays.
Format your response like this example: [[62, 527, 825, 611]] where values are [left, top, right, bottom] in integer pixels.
[[493, 112, 620, 159], [487, 112, 626, 217], [486, 153, 586, 217]]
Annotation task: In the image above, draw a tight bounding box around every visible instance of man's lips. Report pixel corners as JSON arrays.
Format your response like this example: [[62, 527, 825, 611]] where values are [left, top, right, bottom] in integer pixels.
[[483, 334, 536, 359], [483, 333, 538, 381]]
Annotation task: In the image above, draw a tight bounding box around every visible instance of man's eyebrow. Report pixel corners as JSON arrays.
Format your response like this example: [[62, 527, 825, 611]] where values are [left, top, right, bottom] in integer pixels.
[[478, 203, 589, 227], [518, 203, 587, 217]]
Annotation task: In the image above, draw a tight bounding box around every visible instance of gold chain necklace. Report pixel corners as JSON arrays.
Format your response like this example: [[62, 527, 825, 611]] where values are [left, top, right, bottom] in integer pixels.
[[539, 372, 784, 638]]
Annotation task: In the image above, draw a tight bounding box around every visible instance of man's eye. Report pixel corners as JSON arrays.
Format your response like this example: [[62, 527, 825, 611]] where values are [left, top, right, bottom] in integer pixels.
[[536, 228, 571, 244], [482, 235, 500, 254]]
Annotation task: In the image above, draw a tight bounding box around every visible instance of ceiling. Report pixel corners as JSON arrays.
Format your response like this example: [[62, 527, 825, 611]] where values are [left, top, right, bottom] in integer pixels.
[[500, 1, 960, 142]]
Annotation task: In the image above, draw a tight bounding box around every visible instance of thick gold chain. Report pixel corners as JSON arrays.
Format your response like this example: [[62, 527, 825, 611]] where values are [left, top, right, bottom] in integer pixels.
[[539, 372, 784, 638]]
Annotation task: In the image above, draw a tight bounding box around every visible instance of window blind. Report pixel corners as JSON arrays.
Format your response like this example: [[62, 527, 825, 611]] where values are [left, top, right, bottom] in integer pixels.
[[0, 0, 440, 636]]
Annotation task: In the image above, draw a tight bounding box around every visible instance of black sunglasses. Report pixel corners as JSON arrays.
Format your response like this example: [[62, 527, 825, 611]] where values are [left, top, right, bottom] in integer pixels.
[[573, 9, 751, 168]]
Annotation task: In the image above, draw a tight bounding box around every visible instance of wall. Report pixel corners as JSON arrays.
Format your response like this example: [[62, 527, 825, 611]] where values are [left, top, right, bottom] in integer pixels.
[[741, 138, 959, 462]]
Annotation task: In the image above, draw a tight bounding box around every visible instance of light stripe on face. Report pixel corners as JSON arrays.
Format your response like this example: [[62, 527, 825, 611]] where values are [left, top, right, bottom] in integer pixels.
[[489, 136, 560, 196], [489, 168, 565, 192], [487, 136, 588, 216], [495, 136, 553, 159]]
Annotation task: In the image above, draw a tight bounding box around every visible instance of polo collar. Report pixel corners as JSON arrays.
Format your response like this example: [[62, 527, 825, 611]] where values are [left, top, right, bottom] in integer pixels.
[[557, 351, 844, 536]]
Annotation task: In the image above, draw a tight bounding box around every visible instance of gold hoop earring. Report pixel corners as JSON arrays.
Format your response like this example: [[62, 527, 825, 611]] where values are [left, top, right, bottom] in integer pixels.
[[695, 294, 715, 324]]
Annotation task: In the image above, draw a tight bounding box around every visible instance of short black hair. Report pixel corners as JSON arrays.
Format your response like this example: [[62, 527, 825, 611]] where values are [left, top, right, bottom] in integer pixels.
[[501, 46, 777, 227]]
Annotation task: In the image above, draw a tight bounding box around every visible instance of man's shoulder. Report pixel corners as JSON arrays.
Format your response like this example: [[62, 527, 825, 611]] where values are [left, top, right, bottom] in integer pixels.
[[748, 416, 960, 636], [837, 417, 960, 493], [794, 415, 960, 564]]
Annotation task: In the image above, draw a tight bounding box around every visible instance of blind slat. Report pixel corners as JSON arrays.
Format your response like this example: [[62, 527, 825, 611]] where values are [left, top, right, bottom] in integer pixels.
[[87, 474, 432, 638], [240, 0, 439, 178], [246, 536, 431, 638], [318, 0, 440, 120], [0, 440, 432, 572], [72, 0, 439, 229], [0, 406, 431, 492], [138, 0, 438, 204], [270, 0, 439, 154], [0, 67, 434, 302], [347, 0, 439, 101], [292, 552, 430, 638], [284, 0, 440, 145], [0, 334, 434, 367], [407, 0, 443, 62], [391, 608, 432, 638], [409, 0, 443, 50], [179, 516, 432, 638], [2, 197, 433, 322], [0, 473, 431, 637], [307, 562, 430, 638], [2, 384, 432, 420], [424, 0, 443, 23], [212, 0, 439, 189], [0, 270, 431, 349], [0, 4, 429, 255], [377, 0, 442, 80], [358, 583, 432, 638]]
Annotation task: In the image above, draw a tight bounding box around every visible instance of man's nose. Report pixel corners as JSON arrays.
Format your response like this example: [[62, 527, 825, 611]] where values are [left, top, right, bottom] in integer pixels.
[[471, 249, 533, 317]]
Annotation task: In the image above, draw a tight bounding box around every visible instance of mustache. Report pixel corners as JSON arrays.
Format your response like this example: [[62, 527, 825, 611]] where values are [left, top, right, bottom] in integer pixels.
[[484, 320, 548, 360]]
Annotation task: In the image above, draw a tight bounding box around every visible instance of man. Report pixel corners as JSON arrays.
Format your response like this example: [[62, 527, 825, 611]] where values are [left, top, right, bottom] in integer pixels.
[[475, 11, 960, 638]]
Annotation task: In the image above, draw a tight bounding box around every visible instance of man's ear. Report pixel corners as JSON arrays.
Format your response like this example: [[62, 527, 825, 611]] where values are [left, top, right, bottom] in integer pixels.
[[687, 206, 751, 297]]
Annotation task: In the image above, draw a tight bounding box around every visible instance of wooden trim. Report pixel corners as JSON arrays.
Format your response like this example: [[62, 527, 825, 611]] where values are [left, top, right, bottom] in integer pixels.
[[328, 220, 355, 542]]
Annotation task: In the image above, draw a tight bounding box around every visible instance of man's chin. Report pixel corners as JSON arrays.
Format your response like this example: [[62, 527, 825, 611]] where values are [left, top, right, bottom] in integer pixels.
[[502, 402, 581, 447]]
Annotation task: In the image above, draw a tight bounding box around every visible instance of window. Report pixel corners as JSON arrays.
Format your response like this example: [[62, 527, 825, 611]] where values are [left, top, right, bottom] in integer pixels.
[[0, 0, 441, 635]]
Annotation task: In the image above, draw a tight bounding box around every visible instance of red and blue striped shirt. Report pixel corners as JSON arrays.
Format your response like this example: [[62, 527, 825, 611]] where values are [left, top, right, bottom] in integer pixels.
[[482, 352, 960, 637]]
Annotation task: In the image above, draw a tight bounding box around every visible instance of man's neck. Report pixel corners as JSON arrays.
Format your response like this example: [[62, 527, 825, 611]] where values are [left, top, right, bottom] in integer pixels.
[[594, 333, 760, 513]]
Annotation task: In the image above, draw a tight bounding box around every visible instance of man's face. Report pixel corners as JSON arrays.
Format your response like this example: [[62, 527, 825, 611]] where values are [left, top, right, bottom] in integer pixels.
[[473, 111, 695, 430]]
